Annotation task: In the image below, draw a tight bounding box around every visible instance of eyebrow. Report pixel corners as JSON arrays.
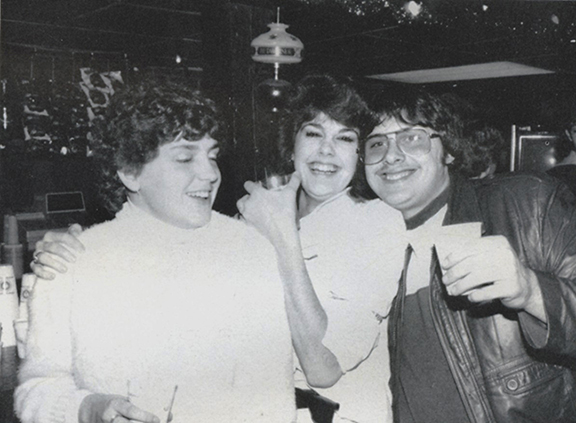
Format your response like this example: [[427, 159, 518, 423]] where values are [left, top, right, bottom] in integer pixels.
[[367, 127, 424, 139], [169, 142, 220, 152], [301, 123, 322, 130], [301, 122, 360, 135], [366, 133, 388, 140], [340, 128, 360, 136]]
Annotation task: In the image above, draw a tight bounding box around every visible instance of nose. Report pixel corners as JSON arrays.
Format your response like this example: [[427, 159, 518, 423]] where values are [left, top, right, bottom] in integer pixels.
[[383, 138, 405, 165], [196, 154, 220, 182], [318, 136, 336, 155]]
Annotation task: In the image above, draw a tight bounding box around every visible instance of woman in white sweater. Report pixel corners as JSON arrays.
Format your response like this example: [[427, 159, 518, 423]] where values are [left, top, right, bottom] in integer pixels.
[[16, 77, 296, 423]]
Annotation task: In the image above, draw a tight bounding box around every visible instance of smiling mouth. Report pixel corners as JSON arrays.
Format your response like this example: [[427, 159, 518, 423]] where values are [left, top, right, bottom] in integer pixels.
[[309, 163, 338, 175], [186, 190, 211, 199], [381, 170, 414, 181]]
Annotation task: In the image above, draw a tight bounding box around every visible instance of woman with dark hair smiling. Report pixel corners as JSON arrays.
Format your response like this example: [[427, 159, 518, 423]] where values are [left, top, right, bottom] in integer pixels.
[[237, 74, 405, 423]]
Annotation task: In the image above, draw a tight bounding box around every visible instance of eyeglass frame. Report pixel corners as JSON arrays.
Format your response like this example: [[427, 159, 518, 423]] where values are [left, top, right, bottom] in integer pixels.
[[360, 128, 442, 165]]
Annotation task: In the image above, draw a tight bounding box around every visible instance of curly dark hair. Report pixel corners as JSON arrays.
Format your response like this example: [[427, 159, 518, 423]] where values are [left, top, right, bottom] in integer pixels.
[[90, 75, 227, 213], [275, 74, 378, 175], [351, 88, 503, 199]]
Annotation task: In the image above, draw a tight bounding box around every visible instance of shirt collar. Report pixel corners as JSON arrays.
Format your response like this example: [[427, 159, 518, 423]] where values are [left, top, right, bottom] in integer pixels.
[[404, 185, 450, 230], [299, 187, 352, 220]]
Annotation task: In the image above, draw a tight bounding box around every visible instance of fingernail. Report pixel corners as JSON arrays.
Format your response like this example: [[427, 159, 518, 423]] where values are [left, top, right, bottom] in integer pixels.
[[66, 254, 76, 263], [58, 265, 68, 273]]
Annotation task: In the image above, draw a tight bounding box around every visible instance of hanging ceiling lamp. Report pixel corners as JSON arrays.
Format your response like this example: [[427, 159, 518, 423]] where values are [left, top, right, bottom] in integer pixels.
[[251, 8, 304, 76], [251, 8, 303, 112]]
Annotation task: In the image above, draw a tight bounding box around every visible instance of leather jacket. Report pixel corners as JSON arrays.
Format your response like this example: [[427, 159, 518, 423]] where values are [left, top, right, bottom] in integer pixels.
[[389, 172, 576, 423]]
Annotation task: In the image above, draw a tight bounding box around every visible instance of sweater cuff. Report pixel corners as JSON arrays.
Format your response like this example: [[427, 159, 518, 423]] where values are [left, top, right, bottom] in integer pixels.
[[64, 389, 92, 423]]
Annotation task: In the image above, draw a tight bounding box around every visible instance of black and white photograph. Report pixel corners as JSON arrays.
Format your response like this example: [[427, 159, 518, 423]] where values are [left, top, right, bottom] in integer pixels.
[[1, 1, 576, 422]]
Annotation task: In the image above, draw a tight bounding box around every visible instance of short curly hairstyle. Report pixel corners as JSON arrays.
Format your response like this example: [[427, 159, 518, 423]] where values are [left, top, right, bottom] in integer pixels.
[[351, 88, 502, 199], [275, 74, 378, 174], [90, 75, 227, 213]]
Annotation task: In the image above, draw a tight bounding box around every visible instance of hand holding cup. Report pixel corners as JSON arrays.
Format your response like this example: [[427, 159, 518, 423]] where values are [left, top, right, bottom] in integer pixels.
[[236, 171, 301, 244], [438, 231, 545, 321], [79, 393, 160, 423]]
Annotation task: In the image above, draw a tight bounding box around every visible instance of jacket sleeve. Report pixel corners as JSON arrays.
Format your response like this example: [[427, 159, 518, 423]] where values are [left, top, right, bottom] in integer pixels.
[[519, 180, 576, 358], [14, 272, 92, 423]]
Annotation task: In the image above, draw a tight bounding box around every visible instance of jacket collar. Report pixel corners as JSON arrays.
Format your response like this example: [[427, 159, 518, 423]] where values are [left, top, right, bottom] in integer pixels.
[[444, 171, 484, 227]]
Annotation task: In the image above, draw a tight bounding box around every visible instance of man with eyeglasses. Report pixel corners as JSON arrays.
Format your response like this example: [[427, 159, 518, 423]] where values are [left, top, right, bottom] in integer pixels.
[[352, 90, 576, 423]]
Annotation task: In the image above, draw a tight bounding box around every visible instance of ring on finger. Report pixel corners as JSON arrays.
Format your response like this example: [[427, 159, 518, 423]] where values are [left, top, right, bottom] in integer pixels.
[[32, 250, 42, 264]]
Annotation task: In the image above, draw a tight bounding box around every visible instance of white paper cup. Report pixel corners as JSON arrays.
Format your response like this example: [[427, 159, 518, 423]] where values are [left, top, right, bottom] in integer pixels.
[[434, 222, 483, 274], [0, 265, 19, 347]]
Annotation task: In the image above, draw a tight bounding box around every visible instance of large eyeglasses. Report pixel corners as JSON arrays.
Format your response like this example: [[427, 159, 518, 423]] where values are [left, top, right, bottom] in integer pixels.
[[361, 128, 441, 165]]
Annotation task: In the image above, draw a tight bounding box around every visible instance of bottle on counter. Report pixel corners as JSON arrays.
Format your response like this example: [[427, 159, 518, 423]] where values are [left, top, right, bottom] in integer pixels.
[[19, 273, 36, 321]]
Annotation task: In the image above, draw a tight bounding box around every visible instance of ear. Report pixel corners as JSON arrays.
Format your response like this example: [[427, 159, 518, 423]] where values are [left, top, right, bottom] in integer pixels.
[[117, 169, 141, 192]]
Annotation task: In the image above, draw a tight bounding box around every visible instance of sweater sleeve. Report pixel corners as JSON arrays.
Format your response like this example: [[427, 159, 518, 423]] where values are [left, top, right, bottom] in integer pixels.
[[519, 181, 576, 357], [15, 272, 92, 423]]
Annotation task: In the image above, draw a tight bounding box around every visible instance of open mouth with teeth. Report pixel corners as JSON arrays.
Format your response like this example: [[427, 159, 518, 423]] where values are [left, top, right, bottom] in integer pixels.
[[309, 162, 339, 175], [381, 170, 415, 181], [186, 190, 211, 199]]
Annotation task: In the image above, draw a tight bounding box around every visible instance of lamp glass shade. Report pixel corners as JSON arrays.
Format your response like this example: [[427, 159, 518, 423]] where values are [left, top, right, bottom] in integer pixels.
[[251, 23, 304, 64]]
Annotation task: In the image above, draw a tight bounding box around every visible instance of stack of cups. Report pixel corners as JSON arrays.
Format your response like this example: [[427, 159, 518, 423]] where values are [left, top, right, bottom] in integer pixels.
[[0, 264, 19, 347], [2, 215, 23, 280], [14, 273, 36, 358]]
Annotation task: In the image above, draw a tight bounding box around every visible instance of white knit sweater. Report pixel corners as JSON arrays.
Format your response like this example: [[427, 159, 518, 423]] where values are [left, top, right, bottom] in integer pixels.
[[15, 202, 295, 423]]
